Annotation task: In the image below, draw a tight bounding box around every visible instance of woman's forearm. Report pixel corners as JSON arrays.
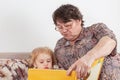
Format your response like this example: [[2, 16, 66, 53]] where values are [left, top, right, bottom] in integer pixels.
[[86, 36, 116, 61]]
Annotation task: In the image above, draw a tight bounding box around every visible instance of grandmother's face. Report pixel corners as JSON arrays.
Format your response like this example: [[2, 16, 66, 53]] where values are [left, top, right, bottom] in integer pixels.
[[56, 19, 82, 41]]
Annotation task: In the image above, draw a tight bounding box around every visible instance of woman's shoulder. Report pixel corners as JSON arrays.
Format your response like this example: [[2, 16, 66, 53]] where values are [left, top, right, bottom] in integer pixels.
[[56, 37, 66, 45], [85, 22, 110, 32], [89, 22, 108, 28], [54, 37, 66, 51]]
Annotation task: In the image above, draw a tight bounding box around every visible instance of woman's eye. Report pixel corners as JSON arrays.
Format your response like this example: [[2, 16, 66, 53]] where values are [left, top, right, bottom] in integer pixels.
[[57, 26, 62, 29], [65, 23, 72, 28], [65, 25, 70, 27]]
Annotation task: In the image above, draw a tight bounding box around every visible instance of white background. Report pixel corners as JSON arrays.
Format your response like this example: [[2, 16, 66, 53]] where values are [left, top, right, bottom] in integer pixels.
[[0, 0, 119, 53]]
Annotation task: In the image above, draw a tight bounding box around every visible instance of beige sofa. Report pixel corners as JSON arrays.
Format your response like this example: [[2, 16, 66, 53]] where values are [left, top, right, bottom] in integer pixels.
[[0, 52, 30, 59], [0, 52, 30, 80]]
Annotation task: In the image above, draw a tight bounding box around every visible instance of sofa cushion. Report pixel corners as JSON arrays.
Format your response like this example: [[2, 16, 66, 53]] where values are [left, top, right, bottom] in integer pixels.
[[0, 59, 29, 80]]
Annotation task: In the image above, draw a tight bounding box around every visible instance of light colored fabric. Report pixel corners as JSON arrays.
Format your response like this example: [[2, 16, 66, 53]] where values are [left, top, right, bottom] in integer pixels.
[[0, 59, 29, 80]]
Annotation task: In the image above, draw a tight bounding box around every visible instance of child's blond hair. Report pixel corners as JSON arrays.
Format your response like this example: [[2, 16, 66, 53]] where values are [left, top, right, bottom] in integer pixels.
[[30, 47, 56, 68]]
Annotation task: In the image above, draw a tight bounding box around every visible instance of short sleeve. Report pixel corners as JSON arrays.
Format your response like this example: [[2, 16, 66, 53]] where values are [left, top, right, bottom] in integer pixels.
[[91, 23, 117, 56], [91, 23, 116, 40]]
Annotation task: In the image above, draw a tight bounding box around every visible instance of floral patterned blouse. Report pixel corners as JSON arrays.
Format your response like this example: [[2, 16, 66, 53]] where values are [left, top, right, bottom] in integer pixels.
[[54, 23, 120, 80]]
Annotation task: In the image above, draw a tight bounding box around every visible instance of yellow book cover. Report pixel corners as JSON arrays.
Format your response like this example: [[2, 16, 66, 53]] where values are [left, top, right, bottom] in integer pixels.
[[28, 57, 104, 80]]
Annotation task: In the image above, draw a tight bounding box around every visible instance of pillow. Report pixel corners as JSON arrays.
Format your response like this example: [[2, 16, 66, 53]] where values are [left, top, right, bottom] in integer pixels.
[[0, 59, 29, 80]]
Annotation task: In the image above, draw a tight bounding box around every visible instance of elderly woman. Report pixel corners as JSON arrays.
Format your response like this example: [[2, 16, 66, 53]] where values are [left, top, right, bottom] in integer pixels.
[[52, 4, 120, 80]]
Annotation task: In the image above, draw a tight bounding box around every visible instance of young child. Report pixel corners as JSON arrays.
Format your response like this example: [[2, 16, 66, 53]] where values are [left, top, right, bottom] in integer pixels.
[[30, 47, 57, 69]]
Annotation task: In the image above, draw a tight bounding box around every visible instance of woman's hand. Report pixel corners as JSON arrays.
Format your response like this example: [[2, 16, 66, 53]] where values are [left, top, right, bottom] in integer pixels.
[[67, 36, 116, 79], [67, 55, 94, 79]]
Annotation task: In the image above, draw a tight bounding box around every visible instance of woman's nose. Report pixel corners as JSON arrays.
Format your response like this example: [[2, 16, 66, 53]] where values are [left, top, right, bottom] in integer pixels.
[[61, 27, 68, 32]]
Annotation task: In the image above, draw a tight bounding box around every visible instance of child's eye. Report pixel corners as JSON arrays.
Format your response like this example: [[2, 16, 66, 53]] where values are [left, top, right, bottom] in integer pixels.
[[47, 60, 51, 63], [39, 61, 44, 63]]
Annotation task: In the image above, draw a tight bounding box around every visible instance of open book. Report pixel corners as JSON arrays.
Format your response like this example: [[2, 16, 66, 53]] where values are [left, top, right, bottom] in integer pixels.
[[28, 57, 104, 80]]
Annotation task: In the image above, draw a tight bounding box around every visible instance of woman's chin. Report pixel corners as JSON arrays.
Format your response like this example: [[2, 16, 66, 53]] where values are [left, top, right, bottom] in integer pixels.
[[65, 37, 74, 41]]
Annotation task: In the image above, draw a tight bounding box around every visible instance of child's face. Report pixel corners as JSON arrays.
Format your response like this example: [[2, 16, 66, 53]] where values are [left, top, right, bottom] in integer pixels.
[[34, 53, 52, 69]]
